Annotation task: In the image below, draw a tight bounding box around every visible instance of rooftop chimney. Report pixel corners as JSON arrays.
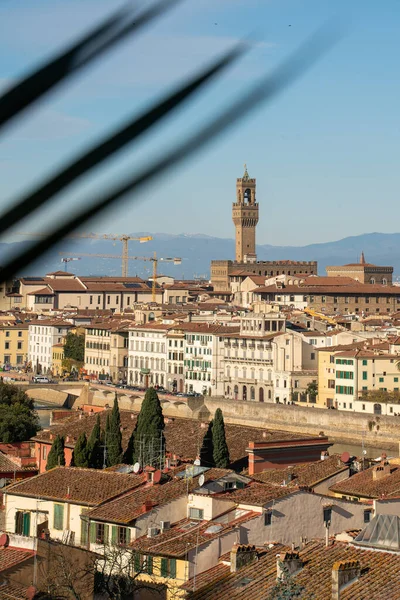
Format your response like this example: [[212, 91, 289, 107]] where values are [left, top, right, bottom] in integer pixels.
[[276, 551, 303, 580], [372, 461, 393, 481], [332, 560, 360, 599], [230, 544, 258, 573]]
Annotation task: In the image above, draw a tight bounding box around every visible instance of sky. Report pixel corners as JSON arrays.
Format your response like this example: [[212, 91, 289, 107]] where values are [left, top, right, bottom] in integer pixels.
[[0, 0, 399, 247]]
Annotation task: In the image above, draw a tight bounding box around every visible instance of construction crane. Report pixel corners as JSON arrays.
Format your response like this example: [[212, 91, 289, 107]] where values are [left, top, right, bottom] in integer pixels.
[[60, 251, 182, 302], [304, 307, 337, 326], [17, 232, 152, 277], [61, 257, 81, 272]]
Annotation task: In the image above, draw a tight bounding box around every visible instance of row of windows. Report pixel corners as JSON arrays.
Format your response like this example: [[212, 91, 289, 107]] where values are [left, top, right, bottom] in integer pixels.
[[309, 294, 396, 303], [129, 357, 165, 370], [86, 341, 110, 350], [132, 341, 166, 353], [336, 371, 354, 380], [168, 352, 184, 361], [4, 342, 23, 350], [186, 372, 211, 381], [86, 356, 110, 366], [336, 385, 354, 395], [187, 346, 212, 356], [226, 367, 272, 381], [168, 340, 184, 347], [86, 329, 111, 337], [31, 327, 65, 334], [335, 359, 354, 365], [4, 331, 23, 338], [187, 335, 212, 343], [184, 360, 212, 369], [3, 355, 24, 364]]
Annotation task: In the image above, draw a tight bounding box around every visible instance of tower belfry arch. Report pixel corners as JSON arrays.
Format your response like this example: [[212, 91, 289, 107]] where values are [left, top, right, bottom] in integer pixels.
[[232, 164, 259, 263]]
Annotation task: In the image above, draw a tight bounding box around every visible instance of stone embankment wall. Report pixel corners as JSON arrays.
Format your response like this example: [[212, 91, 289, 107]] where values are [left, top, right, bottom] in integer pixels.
[[74, 387, 400, 450], [24, 386, 82, 408]]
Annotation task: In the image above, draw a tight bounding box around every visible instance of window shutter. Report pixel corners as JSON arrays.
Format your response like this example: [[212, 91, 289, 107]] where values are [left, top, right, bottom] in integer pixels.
[[147, 555, 153, 575], [160, 558, 168, 578], [81, 520, 88, 545], [22, 512, 31, 536], [169, 559, 177, 579], [125, 528, 131, 544], [111, 526, 117, 545], [90, 522, 96, 544], [103, 524, 109, 544], [134, 552, 141, 572], [54, 504, 64, 530], [15, 511, 23, 535]]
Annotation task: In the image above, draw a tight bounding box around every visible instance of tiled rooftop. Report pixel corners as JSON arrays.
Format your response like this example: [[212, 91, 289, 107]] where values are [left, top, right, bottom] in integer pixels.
[[130, 510, 258, 558], [184, 539, 400, 599], [251, 455, 348, 489], [330, 463, 400, 499], [0, 451, 37, 474], [0, 547, 33, 573], [6, 467, 144, 506], [33, 410, 312, 465], [88, 468, 231, 524], [0, 581, 30, 600], [213, 481, 296, 506]]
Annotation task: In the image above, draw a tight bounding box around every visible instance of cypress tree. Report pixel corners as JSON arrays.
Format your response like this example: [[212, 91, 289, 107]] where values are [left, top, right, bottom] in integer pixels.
[[212, 409, 230, 468], [72, 432, 89, 468], [106, 395, 122, 466], [133, 387, 165, 467], [46, 435, 66, 470], [200, 421, 215, 467], [87, 415, 102, 469]]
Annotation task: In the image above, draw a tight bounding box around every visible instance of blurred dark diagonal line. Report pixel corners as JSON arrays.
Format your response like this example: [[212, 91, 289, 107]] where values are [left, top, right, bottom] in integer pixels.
[[0, 44, 246, 237], [0, 0, 182, 132], [0, 22, 342, 284]]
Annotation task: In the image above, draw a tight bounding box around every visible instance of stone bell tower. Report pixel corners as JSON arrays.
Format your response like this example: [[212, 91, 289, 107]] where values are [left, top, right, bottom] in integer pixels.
[[232, 164, 259, 263]]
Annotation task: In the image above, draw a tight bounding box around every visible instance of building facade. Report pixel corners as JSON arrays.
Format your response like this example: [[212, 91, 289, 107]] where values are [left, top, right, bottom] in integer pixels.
[[28, 320, 72, 374], [0, 323, 28, 369], [128, 323, 168, 387], [326, 253, 393, 285]]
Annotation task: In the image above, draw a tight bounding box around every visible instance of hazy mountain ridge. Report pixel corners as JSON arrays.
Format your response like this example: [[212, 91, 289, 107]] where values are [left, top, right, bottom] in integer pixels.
[[1, 232, 399, 279]]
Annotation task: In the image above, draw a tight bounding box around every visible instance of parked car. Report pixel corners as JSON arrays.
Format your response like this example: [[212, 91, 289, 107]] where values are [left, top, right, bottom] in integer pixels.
[[32, 376, 50, 384]]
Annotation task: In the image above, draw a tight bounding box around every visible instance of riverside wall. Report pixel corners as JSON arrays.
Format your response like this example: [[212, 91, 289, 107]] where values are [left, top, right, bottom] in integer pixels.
[[73, 387, 400, 450]]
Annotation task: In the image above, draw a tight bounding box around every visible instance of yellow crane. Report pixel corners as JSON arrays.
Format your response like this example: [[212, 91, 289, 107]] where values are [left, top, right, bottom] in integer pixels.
[[60, 251, 182, 302], [304, 307, 337, 326], [17, 232, 152, 277]]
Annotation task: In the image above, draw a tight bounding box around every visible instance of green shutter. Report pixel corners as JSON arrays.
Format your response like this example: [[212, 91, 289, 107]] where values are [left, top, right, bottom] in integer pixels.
[[90, 522, 96, 544], [147, 555, 153, 575], [169, 559, 177, 579], [22, 512, 30, 536], [134, 553, 141, 572], [111, 526, 117, 545], [81, 520, 88, 545], [125, 528, 131, 544], [160, 557, 168, 578], [103, 524, 109, 545], [53, 504, 64, 530]]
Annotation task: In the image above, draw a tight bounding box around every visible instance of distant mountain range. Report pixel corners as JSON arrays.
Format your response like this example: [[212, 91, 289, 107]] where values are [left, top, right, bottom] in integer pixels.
[[2, 232, 399, 280]]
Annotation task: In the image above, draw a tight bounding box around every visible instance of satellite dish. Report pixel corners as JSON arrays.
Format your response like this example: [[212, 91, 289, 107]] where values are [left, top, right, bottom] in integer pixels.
[[133, 462, 141, 474], [199, 474, 205, 487], [0, 533, 9, 548], [362, 450, 367, 455], [153, 470, 162, 484], [194, 458, 201, 466], [0, 479, 6, 489], [341, 452, 350, 464]]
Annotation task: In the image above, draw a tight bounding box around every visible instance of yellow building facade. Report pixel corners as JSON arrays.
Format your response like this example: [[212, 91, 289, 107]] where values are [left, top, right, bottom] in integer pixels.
[[52, 343, 65, 377], [0, 324, 29, 369]]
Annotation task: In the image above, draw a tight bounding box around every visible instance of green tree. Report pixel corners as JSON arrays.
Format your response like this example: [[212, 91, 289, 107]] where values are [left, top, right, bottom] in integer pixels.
[[267, 563, 311, 599], [0, 381, 40, 442], [306, 381, 318, 401], [212, 408, 230, 468], [87, 415, 103, 469], [133, 387, 165, 467], [106, 395, 122, 466], [200, 421, 215, 467], [63, 332, 85, 362], [46, 435, 66, 470], [72, 432, 89, 468]]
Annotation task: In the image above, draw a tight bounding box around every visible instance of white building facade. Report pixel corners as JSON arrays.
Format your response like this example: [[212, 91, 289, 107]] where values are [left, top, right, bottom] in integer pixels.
[[128, 323, 168, 387], [28, 320, 72, 374]]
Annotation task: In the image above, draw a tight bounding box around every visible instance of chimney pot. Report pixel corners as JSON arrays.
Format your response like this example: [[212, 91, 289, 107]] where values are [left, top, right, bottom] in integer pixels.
[[230, 544, 257, 573], [276, 552, 303, 580]]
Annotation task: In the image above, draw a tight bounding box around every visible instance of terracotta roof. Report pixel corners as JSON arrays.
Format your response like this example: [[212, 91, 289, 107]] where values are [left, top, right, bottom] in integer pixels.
[[251, 455, 348, 488], [46, 271, 72, 276], [27, 287, 55, 296], [0, 452, 37, 474], [0, 580, 30, 600], [330, 463, 400, 499], [33, 410, 312, 465], [6, 467, 145, 506], [256, 283, 400, 295], [130, 510, 258, 558], [0, 547, 33, 573], [28, 319, 72, 328], [88, 468, 231, 524], [213, 481, 296, 506], [46, 279, 86, 292], [184, 539, 400, 600]]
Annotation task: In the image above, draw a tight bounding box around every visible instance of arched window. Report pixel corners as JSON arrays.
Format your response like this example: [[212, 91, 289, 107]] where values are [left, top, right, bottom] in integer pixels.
[[234, 385, 239, 400], [250, 386, 255, 400], [259, 387, 264, 402], [226, 386, 230, 396], [226, 366, 231, 378], [370, 278, 375, 284], [243, 385, 247, 401], [267, 370, 272, 381], [145, 358, 149, 369], [243, 368, 247, 380], [268, 389, 272, 400], [259, 370, 264, 381], [382, 278, 387, 286]]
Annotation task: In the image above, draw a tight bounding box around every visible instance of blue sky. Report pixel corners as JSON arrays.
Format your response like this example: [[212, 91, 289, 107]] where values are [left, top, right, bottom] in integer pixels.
[[0, 0, 399, 247]]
